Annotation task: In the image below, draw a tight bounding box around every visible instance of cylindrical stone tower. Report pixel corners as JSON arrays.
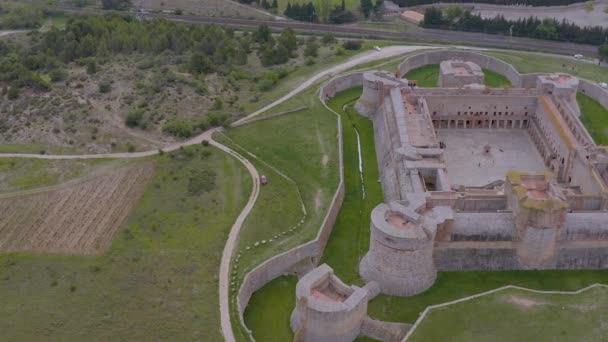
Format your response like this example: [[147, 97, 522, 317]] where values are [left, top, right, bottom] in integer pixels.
[[359, 197, 451, 296], [355, 72, 406, 117]]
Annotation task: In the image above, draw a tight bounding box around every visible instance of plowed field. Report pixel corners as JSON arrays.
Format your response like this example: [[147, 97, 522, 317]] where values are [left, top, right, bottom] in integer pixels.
[[0, 161, 154, 255]]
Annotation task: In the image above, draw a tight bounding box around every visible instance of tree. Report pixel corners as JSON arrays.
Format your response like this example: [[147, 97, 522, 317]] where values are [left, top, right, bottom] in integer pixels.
[[600, 44, 608, 61], [271, 0, 278, 9], [86, 58, 97, 74], [278, 28, 297, 53], [584, 2, 594, 12], [361, 0, 373, 18], [255, 24, 272, 43], [445, 5, 464, 21], [423, 7, 444, 27]]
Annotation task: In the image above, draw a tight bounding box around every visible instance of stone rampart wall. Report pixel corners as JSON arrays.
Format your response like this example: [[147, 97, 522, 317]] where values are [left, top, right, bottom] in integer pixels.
[[579, 79, 608, 110], [398, 50, 608, 115], [235, 73, 359, 340]]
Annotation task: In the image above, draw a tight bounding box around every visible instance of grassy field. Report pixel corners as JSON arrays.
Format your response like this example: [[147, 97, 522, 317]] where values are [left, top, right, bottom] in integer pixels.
[[275, 0, 360, 15], [0, 145, 250, 340], [483, 51, 608, 83], [409, 286, 608, 342], [403, 64, 511, 87], [0, 158, 120, 194], [577, 92, 608, 145]]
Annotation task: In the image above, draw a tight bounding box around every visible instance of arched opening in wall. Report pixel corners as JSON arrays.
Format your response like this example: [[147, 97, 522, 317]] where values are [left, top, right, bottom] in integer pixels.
[[477, 120, 482, 127], [568, 176, 572, 183], [523, 119, 528, 127]]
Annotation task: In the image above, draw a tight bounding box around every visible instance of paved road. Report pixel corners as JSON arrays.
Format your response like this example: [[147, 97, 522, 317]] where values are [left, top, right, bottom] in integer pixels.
[[59, 7, 601, 57]]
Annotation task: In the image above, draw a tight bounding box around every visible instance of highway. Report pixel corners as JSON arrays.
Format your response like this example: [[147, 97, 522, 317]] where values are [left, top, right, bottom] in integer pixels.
[[59, 7, 600, 57]]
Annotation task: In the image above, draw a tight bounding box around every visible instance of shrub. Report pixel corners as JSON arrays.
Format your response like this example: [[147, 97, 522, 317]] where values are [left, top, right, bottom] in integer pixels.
[[321, 32, 336, 45], [7, 87, 19, 100], [305, 57, 315, 65], [335, 47, 346, 56], [163, 120, 193, 138], [202, 140, 209, 146], [125, 109, 145, 127], [98, 81, 111, 93], [343, 40, 362, 50]]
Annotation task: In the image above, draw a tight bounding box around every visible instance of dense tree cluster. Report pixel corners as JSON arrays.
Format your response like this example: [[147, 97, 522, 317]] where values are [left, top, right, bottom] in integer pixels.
[[101, 0, 131, 10], [284, 2, 317, 22], [394, 0, 586, 6], [328, 0, 356, 24], [422, 7, 608, 45]]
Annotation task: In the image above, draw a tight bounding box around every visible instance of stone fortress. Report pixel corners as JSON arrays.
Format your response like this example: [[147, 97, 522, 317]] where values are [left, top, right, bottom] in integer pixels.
[[289, 51, 608, 341]]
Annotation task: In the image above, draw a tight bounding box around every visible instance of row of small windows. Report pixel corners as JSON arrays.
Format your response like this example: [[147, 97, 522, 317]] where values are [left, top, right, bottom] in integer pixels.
[[432, 111, 529, 116]]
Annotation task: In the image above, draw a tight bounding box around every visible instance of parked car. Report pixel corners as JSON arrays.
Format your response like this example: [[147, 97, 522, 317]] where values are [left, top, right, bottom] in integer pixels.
[[599, 82, 608, 89], [261, 175, 268, 185], [373, 46, 382, 51], [574, 54, 584, 59]]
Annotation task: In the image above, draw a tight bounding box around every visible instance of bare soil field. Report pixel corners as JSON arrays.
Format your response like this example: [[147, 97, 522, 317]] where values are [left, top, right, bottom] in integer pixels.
[[0, 161, 154, 255]]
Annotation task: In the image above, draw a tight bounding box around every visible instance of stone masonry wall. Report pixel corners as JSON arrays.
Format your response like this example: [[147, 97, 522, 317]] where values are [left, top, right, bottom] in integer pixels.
[[397, 50, 608, 115]]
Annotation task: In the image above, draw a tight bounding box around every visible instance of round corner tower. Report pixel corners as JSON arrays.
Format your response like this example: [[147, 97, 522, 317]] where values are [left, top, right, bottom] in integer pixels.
[[359, 197, 450, 296], [355, 71, 406, 117]]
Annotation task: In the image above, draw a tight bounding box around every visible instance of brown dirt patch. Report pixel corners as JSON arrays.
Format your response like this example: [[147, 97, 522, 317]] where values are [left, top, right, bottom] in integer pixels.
[[507, 295, 546, 309], [0, 161, 155, 255]]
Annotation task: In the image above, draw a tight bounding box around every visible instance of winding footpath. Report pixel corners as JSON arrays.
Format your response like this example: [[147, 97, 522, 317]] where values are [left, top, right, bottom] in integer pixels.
[[0, 44, 599, 341]]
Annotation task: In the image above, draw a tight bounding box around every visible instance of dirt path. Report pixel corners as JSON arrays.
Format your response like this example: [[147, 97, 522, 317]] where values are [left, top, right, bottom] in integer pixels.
[[213, 138, 260, 342]]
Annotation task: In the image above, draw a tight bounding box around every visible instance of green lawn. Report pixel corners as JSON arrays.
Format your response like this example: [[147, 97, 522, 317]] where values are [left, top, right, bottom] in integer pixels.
[[0, 158, 121, 194], [0, 145, 250, 341], [275, 0, 360, 15], [244, 275, 298, 342], [578, 92, 608, 145], [483, 68, 511, 87], [409, 286, 608, 342], [404, 64, 439, 87]]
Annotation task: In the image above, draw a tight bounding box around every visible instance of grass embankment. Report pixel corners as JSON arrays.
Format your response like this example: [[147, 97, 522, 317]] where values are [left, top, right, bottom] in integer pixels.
[[321, 87, 381, 284], [404, 64, 511, 87], [0, 145, 250, 341], [483, 51, 608, 83], [409, 286, 608, 342], [578, 92, 608, 145], [217, 86, 339, 341], [0, 158, 120, 194], [217, 86, 340, 275]]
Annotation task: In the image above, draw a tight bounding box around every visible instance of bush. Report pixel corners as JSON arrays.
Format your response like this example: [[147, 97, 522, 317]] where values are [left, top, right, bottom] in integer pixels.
[[7, 87, 19, 100], [86, 59, 97, 75], [321, 32, 336, 45], [163, 120, 193, 138], [343, 40, 362, 50], [201, 140, 209, 146], [98, 81, 111, 93], [335, 46, 346, 56], [49, 68, 68, 82], [305, 57, 315, 65], [125, 109, 145, 127]]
